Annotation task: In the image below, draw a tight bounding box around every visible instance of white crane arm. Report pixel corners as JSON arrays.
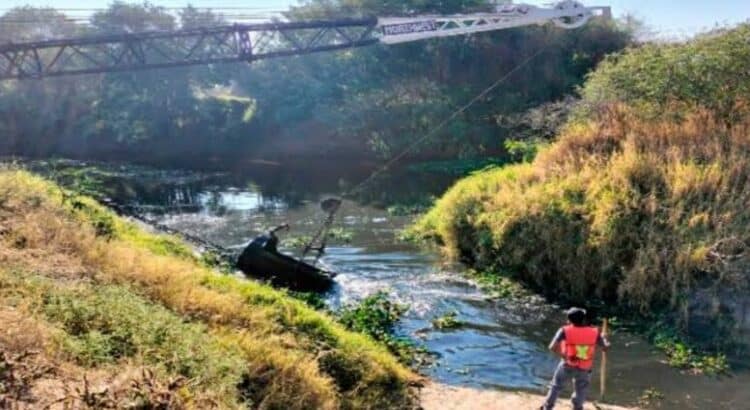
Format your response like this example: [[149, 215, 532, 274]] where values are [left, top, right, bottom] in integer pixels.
[[377, 1, 611, 44]]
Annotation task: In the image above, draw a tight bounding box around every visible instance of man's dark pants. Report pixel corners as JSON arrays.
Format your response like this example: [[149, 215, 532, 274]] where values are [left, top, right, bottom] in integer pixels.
[[542, 361, 591, 410]]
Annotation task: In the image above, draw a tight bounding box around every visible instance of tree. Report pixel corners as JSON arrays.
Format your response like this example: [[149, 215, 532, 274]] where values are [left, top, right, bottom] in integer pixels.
[[0, 2, 633, 165]]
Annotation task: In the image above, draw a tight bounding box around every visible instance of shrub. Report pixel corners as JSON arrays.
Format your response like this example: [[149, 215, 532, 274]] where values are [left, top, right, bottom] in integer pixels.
[[412, 105, 750, 353], [579, 24, 750, 121], [338, 292, 407, 341], [431, 311, 462, 330], [338, 292, 421, 363]]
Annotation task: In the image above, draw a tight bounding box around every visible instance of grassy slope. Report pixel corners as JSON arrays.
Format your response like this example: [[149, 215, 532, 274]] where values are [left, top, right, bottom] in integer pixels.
[[0, 168, 416, 409], [412, 25, 750, 350]]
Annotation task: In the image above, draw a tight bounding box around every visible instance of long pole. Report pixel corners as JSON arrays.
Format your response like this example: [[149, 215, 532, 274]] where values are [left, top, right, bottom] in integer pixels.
[[600, 318, 609, 400]]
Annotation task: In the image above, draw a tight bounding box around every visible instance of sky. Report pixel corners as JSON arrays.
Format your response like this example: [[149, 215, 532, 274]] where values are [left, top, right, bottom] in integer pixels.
[[2, 0, 750, 38]]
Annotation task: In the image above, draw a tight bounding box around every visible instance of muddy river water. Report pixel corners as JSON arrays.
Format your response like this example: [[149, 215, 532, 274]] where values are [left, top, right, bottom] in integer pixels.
[[33, 161, 750, 409]]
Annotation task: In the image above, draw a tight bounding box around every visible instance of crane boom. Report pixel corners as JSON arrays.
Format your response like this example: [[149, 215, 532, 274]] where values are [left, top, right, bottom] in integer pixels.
[[379, 1, 610, 44], [0, 1, 609, 81]]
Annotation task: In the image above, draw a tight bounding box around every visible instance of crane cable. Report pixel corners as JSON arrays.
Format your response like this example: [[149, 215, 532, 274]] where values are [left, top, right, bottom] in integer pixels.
[[342, 43, 550, 198], [307, 44, 549, 260]]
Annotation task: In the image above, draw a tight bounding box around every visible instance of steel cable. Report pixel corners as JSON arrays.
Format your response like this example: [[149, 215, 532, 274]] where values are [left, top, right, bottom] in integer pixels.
[[343, 43, 550, 198]]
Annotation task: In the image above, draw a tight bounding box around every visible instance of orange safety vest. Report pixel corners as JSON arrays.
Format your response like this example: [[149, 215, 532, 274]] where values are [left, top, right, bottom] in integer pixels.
[[560, 325, 599, 370]]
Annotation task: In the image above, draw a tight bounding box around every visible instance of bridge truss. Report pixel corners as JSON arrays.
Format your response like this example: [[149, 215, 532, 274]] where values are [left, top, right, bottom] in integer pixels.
[[0, 18, 378, 80]]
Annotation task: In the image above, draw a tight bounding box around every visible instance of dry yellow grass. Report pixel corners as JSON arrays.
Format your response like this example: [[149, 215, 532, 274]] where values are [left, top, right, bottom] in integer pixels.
[[412, 106, 750, 346], [0, 167, 418, 409], [0, 302, 205, 409]]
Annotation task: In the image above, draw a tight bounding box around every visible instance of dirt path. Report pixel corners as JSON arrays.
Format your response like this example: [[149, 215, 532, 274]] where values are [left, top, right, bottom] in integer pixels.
[[420, 382, 638, 410]]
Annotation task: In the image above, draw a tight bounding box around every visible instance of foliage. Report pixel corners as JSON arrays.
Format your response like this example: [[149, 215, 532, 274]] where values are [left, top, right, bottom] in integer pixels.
[[288, 291, 328, 310], [327, 227, 354, 243], [0, 3, 632, 166], [282, 229, 353, 250], [1, 274, 247, 394], [48, 165, 110, 198], [467, 270, 528, 299], [504, 139, 541, 163], [499, 96, 576, 164], [282, 235, 313, 249], [497, 97, 578, 142], [0, 7, 79, 42], [338, 292, 407, 339], [431, 311, 462, 330], [412, 27, 750, 359], [0, 168, 418, 409], [637, 388, 665, 408], [385, 194, 435, 217], [387, 203, 429, 216], [199, 250, 235, 273], [579, 24, 750, 122], [650, 325, 729, 375], [337, 292, 421, 363], [407, 159, 505, 176]]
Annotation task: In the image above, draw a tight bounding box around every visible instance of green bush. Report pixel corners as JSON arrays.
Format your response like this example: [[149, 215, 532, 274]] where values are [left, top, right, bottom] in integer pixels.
[[467, 270, 528, 299], [326, 228, 353, 243], [580, 24, 750, 121], [288, 291, 328, 310], [68, 198, 117, 238], [282, 235, 313, 249], [431, 311, 462, 330], [504, 139, 541, 163], [337, 291, 421, 363], [338, 292, 406, 340], [652, 327, 729, 375]]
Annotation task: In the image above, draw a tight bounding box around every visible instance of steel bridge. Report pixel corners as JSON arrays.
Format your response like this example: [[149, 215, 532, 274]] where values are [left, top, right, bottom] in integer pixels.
[[0, 18, 378, 80]]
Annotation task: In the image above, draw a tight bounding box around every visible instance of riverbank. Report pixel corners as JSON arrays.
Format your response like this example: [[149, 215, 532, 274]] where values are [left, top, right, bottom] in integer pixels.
[[420, 383, 636, 410], [0, 168, 418, 409], [411, 24, 750, 359], [411, 107, 747, 370]]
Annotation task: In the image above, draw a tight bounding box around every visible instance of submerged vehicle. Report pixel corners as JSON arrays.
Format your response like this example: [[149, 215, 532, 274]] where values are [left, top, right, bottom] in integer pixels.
[[236, 236, 337, 291], [237, 199, 342, 292]]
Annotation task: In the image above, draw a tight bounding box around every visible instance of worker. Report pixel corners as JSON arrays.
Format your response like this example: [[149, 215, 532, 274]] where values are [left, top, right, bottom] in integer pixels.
[[539, 307, 610, 410]]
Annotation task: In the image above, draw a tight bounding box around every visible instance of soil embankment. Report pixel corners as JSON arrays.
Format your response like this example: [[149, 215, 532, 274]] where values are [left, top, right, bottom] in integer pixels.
[[0, 168, 417, 409]]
